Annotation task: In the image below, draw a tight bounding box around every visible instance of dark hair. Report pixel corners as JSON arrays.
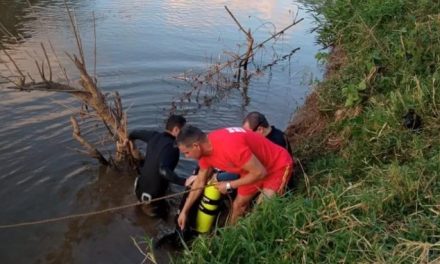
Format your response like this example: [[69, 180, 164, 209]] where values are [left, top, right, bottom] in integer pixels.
[[176, 125, 206, 147], [243, 111, 269, 131], [165, 115, 187, 131]]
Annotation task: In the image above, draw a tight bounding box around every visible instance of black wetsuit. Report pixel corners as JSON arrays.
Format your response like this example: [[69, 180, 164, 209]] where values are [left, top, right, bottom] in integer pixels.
[[266, 125, 293, 156], [129, 130, 185, 203]]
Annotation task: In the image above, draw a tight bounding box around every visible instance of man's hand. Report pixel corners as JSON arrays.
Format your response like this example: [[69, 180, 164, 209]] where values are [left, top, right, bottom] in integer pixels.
[[215, 181, 228, 194], [177, 211, 187, 230], [178, 167, 212, 231], [184, 175, 197, 187]]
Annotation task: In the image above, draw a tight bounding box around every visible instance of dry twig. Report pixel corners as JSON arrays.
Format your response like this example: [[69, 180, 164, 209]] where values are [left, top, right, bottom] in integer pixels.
[[1, 1, 138, 167]]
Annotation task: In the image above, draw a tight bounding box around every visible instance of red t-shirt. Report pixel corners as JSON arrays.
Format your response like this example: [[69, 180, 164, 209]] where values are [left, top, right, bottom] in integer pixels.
[[199, 127, 292, 176]]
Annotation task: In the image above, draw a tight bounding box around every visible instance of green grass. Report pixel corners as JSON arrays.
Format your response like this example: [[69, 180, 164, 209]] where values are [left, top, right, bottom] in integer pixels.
[[174, 0, 440, 262]]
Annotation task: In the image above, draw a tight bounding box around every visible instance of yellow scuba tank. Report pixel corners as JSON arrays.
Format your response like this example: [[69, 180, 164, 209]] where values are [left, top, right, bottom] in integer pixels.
[[195, 184, 221, 234]]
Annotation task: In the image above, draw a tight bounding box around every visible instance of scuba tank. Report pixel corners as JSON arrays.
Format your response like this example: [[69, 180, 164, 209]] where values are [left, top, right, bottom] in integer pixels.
[[195, 184, 222, 234], [155, 183, 221, 248], [155, 168, 224, 248]]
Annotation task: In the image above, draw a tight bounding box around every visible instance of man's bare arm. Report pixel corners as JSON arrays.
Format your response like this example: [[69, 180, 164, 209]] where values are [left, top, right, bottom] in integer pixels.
[[178, 167, 213, 230], [231, 154, 266, 188]]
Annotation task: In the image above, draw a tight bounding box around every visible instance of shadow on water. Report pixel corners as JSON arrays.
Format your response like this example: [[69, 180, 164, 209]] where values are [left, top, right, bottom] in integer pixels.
[[42, 166, 179, 264], [0, 1, 34, 41], [0, 0, 90, 46], [0, 1, 51, 43]]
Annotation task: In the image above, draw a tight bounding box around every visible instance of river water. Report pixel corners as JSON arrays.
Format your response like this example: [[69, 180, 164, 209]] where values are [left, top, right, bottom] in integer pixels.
[[0, 0, 322, 263]]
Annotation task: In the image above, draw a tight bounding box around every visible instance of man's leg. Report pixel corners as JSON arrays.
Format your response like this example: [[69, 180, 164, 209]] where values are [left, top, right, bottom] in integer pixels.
[[229, 194, 254, 225], [256, 188, 276, 204], [256, 164, 292, 203]]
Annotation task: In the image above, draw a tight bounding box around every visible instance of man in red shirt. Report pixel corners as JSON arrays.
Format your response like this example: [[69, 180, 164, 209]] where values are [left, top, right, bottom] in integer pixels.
[[176, 125, 293, 228]]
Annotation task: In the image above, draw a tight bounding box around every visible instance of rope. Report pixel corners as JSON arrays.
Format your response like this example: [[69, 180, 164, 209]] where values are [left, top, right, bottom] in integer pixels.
[[0, 185, 210, 229]]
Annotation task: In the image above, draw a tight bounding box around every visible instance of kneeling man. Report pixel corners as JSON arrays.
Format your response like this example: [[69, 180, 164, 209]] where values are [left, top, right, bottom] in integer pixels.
[[176, 125, 293, 229]]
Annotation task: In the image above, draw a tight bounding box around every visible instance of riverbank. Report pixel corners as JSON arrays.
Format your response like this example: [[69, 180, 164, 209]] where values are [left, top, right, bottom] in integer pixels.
[[176, 1, 440, 262]]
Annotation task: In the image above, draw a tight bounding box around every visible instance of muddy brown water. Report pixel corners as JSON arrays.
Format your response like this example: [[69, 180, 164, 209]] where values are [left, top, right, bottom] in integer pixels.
[[0, 0, 323, 263]]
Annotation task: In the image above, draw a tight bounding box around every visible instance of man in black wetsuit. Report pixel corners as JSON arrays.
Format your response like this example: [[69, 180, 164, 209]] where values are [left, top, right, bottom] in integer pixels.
[[242, 111, 293, 154], [128, 115, 190, 217], [242, 111, 296, 190]]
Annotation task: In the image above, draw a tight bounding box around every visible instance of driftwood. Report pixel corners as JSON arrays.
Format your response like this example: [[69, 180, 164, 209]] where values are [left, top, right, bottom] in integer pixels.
[[224, 6, 254, 83], [0, 1, 139, 168], [172, 6, 303, 111]]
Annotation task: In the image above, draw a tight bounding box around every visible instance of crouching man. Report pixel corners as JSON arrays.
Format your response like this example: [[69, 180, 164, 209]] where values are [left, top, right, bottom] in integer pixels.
[[176, 125, 293, 228]]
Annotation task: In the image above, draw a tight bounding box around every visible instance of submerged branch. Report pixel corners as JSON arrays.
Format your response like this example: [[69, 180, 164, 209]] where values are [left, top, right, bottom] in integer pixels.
[[173, 8, 304, 110], [225, 6, 248, 36], [64, 0, 85, 65], [3, 50, 25, 85], [7, 81, 89, 96], [225, 6, 254, 82], [1, 1, 136, 167], [70, 116, 109, 166], [190, 17, 303, 84], [40, 43, 52, 81]]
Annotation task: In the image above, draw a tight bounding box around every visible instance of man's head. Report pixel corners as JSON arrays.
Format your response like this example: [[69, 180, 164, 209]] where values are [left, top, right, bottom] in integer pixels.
[[176, 125, 208, 159], [242, 111, 269, 134], [166, 115, 187, 137]]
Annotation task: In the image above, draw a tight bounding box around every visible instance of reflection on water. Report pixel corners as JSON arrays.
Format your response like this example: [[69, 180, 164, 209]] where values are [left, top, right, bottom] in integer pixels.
[[0, 0, 322, 263], [44, 166, 175, 264], [0, 1, 37, 43]]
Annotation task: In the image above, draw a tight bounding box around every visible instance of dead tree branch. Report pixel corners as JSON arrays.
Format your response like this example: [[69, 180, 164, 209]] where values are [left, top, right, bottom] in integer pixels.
[[224, 6, 254, 82], [64, 0, 85, 65], [1, 1, 138, 167], [173, 7, 304, 110], [70, 116, 109, 166], [40, 42, 52, 81], [3, 50, 25, 85]]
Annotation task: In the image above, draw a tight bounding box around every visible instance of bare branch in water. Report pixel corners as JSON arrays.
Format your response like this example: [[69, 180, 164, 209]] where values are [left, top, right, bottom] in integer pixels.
[[3, 49, 25, 84], [225, 5, 248, 36], [93, 11, 97, 84], [173, 7, 304, 110], [49, 40, 70, 85], [40, 43, 52, 81], [26, 0, 71, 84], [64, 0, 85, 65], [225, 6, 254, 82], [71, 116, 109, 166], [1, 1, 140, 167]]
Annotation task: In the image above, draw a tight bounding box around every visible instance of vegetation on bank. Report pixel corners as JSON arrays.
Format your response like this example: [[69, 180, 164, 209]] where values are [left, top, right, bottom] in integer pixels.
[[175, 0, 440, 263]]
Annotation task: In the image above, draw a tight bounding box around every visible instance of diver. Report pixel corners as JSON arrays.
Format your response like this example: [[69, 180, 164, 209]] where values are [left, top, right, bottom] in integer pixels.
[[127, 115, 193, 218]]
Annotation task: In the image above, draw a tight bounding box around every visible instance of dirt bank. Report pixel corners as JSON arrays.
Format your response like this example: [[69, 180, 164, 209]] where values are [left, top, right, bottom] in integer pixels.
[[285, 46, 359, 157]]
